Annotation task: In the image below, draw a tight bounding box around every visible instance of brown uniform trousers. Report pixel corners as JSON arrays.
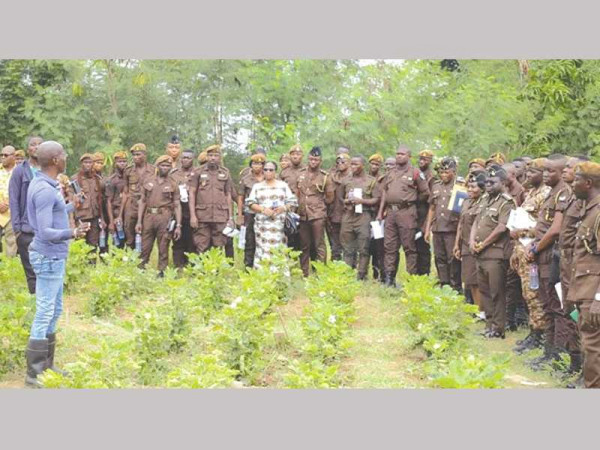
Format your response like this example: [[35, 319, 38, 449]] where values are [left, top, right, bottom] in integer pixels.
[[558, 197, 583, 354], [140, 175, 179, 271], [170, 168, 196, 268], [567, 194, 600, 388], [535, 182, 577, 351], [505, 182, 528, 326], [327, 169, 350, 261], [457, 197, 483, 288], [416, 168, 434, 275], [368, 175, 385, 281], [71, 172, 104, 248], [123, 163, 156, 248], [296, 167, 334, 276], [339, 173, 378, 279], [474, 193, 515, 333], [430, 180, 461, 290], [190, 165, 231, 253], [382, 164, 430, 277], [105, 171, 126, 249], [225, 174, 237, 259]]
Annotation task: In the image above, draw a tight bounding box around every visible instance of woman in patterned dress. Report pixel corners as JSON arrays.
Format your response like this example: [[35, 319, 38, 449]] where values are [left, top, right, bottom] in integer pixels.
[[246, 161, 298, 268]]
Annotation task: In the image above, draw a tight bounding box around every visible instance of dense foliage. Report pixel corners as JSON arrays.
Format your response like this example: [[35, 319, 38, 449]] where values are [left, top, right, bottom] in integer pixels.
[[2, 59, 600, 175]]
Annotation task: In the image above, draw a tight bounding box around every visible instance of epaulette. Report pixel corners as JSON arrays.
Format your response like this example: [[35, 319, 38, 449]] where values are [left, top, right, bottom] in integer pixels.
[[377, 174, 385, 183], [239, 167, 250, 177], [501, 192, 513, 202], [320, 169, 328, 175]]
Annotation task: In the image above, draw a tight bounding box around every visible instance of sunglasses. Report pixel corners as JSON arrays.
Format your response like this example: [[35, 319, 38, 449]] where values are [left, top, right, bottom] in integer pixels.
[[264, 168, 276, 172], [0, 153, 13, 157]]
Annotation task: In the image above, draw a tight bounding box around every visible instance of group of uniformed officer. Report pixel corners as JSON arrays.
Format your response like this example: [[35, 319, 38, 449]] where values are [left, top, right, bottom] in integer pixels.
[[58, 139, 600, 388]]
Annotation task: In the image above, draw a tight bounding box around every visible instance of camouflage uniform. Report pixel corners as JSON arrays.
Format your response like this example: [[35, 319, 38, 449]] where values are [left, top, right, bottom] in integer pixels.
[[510, 184, 551, 331]]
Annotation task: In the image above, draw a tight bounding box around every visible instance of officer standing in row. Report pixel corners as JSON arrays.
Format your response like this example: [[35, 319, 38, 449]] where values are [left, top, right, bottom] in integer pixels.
[[105, 151, 128, 249], [189, 145, 234, 253], [295, 146, 335, 277], [166, 136, 182, 168], [170, 148, 196, 268], [119, 143, 155, 249], [237, 153, 265, 267], [511, 158, 551, 354], [471, 164, 515, 338], [135, 155, 182, 274], [71, 153, 106, 250], [527, 155, 577, 370], [327, 152, 351, 261], [368, 153, 385, 281], [340, 156, 380, 280], [567, 161, 600, 388], [280, 144, 305, 252], [416, 149, 435, 275], [424, 157, 461, 291], [376, 146, 429, 286]]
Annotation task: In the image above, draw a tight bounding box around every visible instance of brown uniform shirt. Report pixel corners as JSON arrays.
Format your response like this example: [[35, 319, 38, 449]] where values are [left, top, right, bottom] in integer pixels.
[[430, 180, 460, 233], [190, 165, 232, 223], [329, 169, 351, 223], [341, 173, 379, 214], [71, 172, 104, 220], [123, 163, 156, 214], [105, 171, 126, 217], [559, 194, 582, 251], [170, 167, 195, 219], [417, 168, 435, 229], [507, 180, 525, 207], [381, 163, 430, 229], [142, 174, 180, 210], [534, 181, 570, 269], [296, 168, 335, 221], [280, 164, 305, 191], [473, 192, 515, 259], [238, 170, 264, 214], [458, 195, 484, 255], [567, 194, 600, 304]]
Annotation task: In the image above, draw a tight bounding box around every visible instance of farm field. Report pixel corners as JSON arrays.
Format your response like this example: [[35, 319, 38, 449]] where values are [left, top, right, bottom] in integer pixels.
[[0, 243, 567, 389]]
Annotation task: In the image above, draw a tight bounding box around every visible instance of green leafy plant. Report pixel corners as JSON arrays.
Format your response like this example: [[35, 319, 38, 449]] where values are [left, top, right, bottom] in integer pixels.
[[283, 359, 341, 389], [166, 353, 238, 388], [428, 354, 510, 389]]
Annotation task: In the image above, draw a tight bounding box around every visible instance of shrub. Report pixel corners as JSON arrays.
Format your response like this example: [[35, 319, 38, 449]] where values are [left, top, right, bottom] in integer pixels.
[[428, 354, 510, 389], [283, 359, 340, 388], [166, 353, 238, 388]]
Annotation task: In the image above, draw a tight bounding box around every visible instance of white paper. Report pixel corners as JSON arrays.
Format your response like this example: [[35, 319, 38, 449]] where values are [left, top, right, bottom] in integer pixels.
[[555, 282, 563, 309], [507, 207, 536, 231], [353, 188, 363, 214], [415, 231, 423, 240], [222, 226, 239, 238], [371, 221, 384, 240], [237, 226, 246, 249], [178, 184, 189, 203], [519, 237, 534, 247]]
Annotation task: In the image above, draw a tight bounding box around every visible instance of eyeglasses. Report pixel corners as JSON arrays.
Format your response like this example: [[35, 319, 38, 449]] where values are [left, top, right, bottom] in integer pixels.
[[0, 153, 13, 157]]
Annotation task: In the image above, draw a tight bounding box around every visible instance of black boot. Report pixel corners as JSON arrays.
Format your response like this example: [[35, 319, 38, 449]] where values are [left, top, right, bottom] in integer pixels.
[[513, 330, 543, 354], [561, 352, 582, 377], [25, 338, 49, 388], [528, 340, 560, 371], [384, 272, 396, 288], [46, 333, 69, 376]]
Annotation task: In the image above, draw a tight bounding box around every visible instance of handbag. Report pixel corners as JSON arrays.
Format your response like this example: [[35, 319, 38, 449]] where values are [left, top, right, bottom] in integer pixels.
[[284, 212, 300, 235]]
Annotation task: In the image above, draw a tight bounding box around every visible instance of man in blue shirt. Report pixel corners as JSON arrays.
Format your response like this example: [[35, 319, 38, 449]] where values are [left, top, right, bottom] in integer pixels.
[[25, 141, 89, 388], [8, 136, 43, 293]]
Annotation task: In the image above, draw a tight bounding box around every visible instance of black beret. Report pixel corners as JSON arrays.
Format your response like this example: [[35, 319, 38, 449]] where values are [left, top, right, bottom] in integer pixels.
[[309, 146, 322, 157]]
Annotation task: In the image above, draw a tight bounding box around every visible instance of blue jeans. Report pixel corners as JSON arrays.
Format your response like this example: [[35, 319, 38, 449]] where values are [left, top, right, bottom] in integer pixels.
[[29, 249, 66, 339]]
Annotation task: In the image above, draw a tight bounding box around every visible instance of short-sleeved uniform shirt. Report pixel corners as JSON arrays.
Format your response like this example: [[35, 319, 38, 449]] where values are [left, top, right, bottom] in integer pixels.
[[123, 163, 156, 214], [341, 173, 379, 214], [70, 173, 104, 220], [534, 181, 570, 271], [473, 192, 515, 259], [567, 194, 600, 304], [329, 169, 352, 223], [238, 170, 264, 214], [507, 180, 526, 207], [296, 168, 335, 221], [381, 163, 429, 229], [190, 165, 231, 223], [105, 171, 126, 216], [280, 164, 305, 193], [170, 167, 195, 219], [458, 195, 485, 256], [430, 180, 460, 233], [559, 193, 583, 251], [142, 174, 180, 210]]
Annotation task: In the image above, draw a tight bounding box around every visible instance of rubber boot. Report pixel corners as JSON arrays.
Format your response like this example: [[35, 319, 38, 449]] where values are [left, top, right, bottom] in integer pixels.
[[25, 338, 49, 388], [46, 333, 69, 376]]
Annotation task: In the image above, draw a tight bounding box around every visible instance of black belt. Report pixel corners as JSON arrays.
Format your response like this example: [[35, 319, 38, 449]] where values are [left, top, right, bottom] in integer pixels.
[[147, 207, 172, 215], [387, 202, 415, 211]]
